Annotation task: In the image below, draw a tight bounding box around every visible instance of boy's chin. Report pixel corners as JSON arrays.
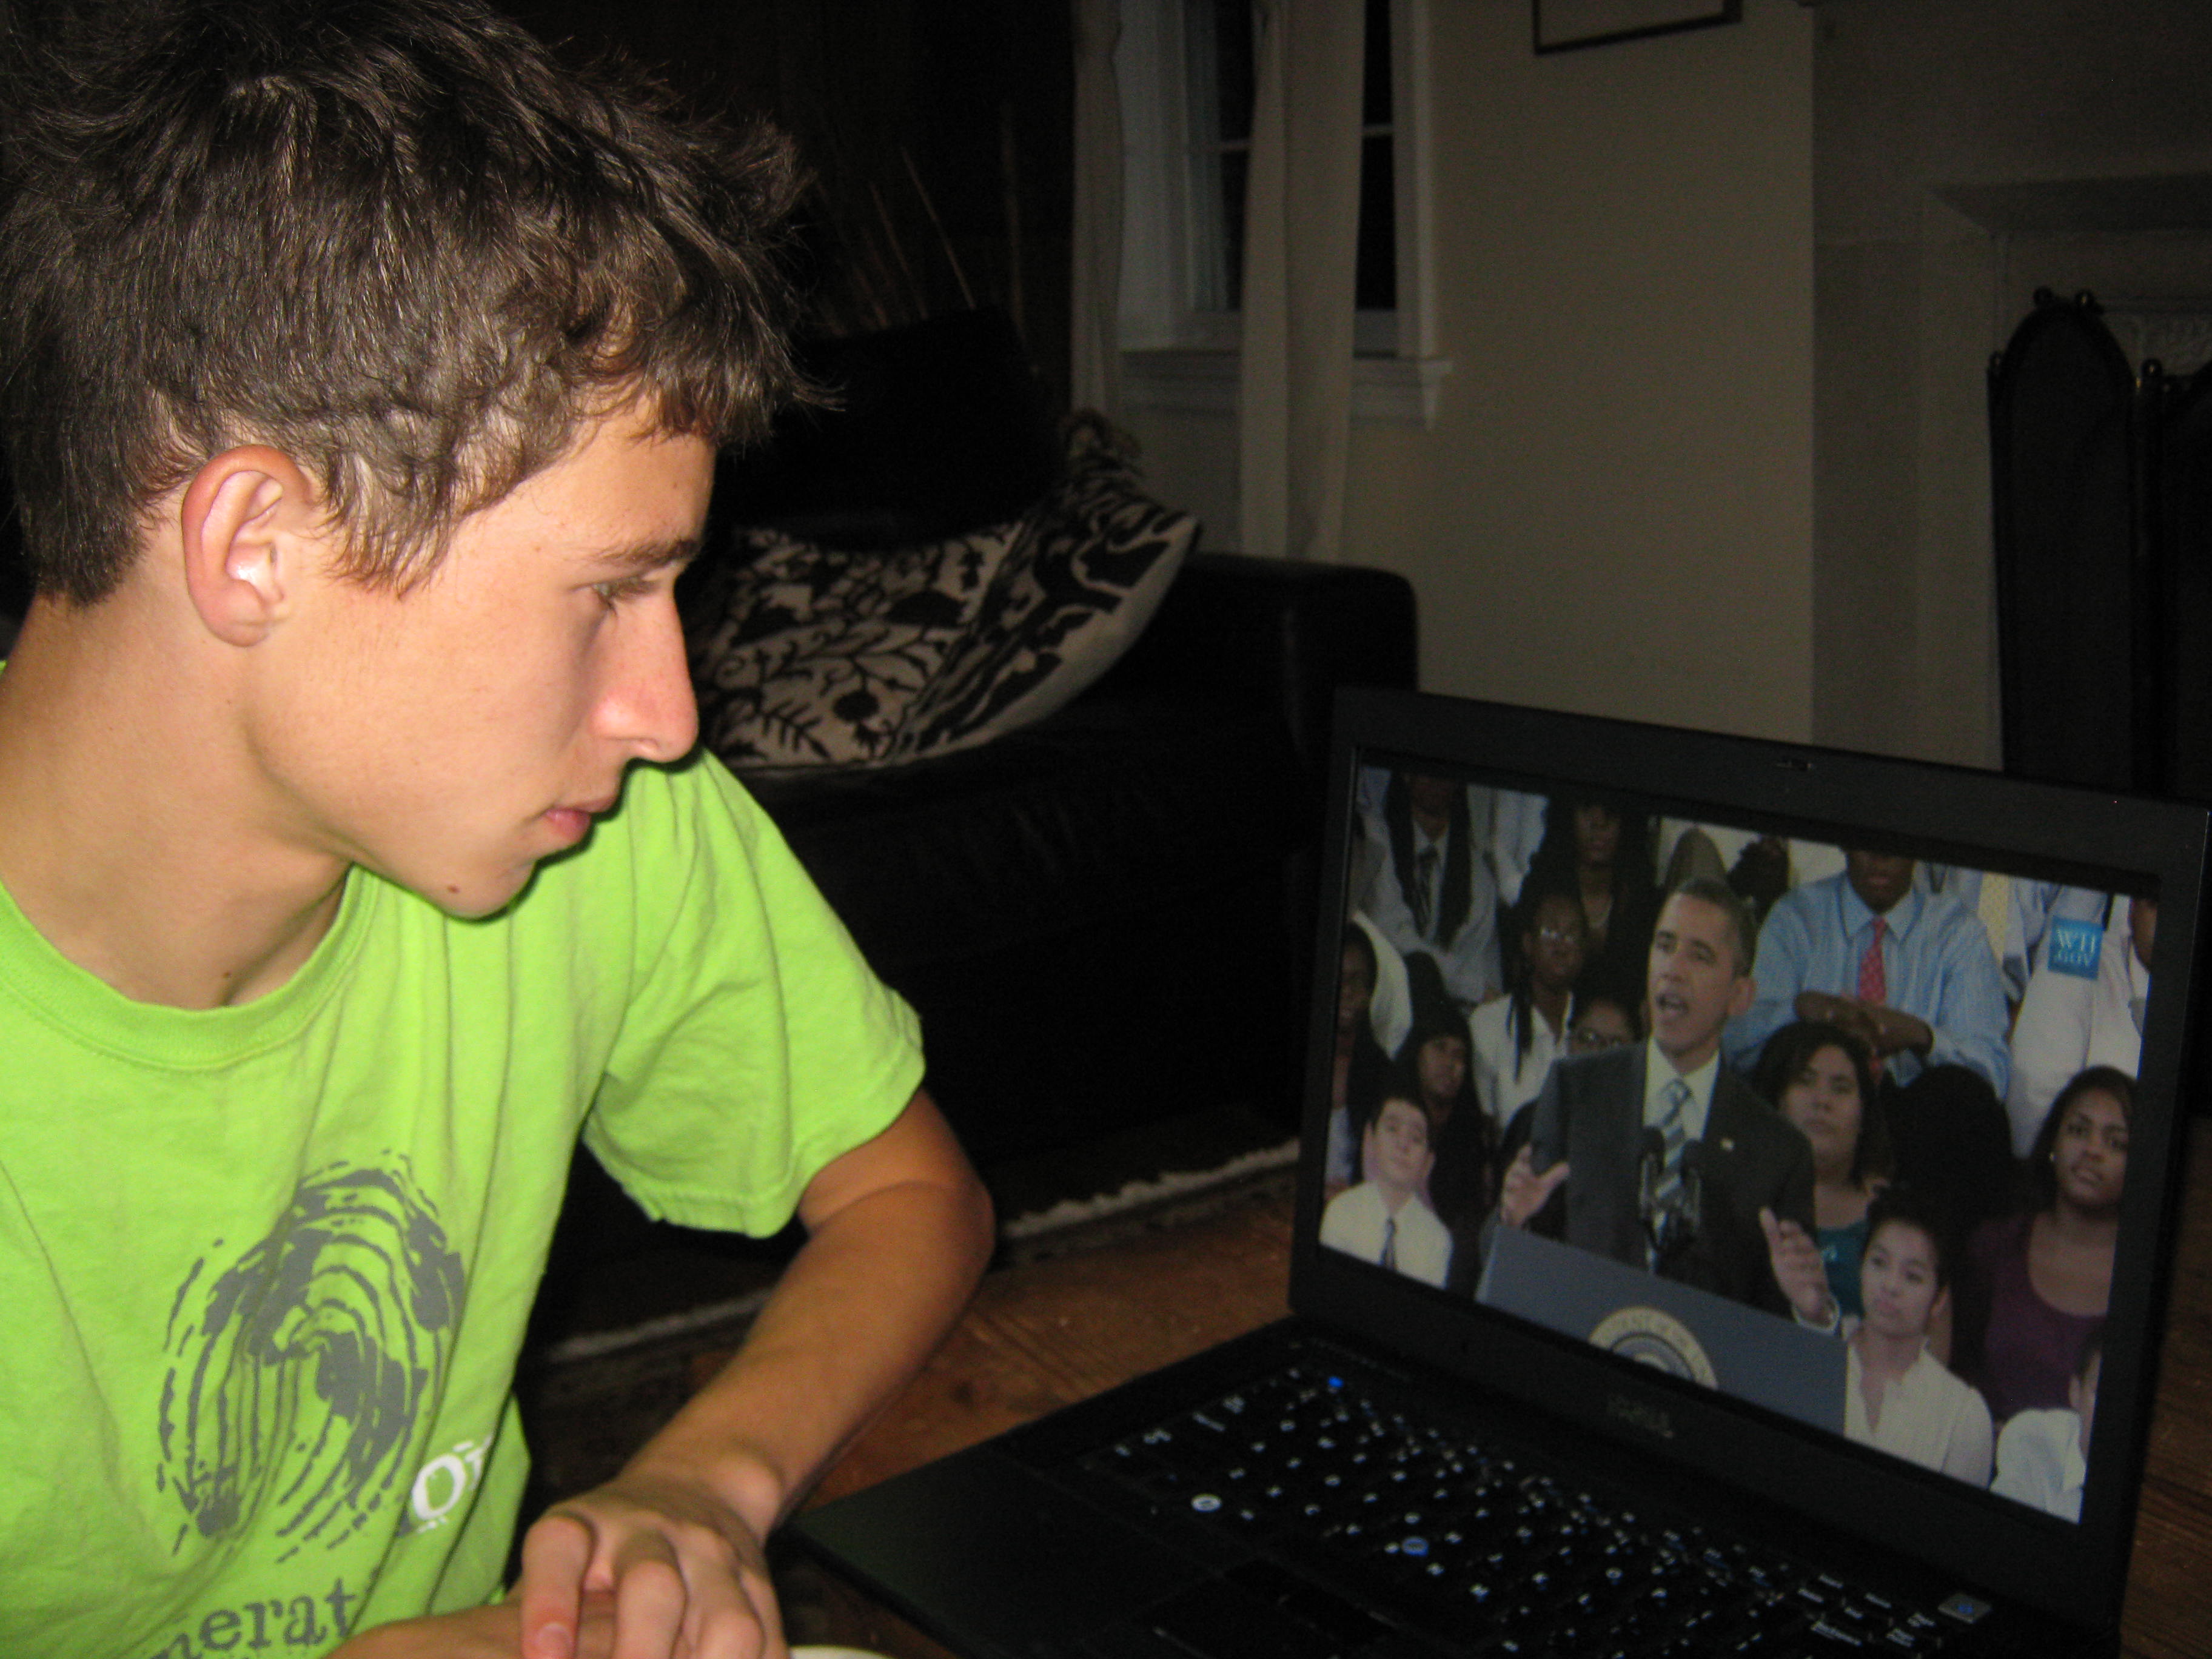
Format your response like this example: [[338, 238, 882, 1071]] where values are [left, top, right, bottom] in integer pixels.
[[395, 858, 541, 920]]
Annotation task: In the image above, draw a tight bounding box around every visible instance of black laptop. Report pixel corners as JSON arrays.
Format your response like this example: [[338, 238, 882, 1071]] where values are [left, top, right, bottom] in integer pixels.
[[792, 689, 2208, 1659]]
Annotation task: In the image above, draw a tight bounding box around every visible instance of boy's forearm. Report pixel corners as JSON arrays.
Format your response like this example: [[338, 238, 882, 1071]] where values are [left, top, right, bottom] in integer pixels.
[[511, 1091, 990, 1659], [617, 1090, 995, 1533]]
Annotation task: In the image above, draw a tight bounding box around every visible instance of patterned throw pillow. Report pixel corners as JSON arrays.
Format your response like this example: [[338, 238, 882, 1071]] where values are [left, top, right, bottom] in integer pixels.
[[688, 414, 1198, 770]]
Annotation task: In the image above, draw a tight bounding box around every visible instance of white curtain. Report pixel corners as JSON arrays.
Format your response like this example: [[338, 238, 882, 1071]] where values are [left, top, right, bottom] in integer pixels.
[[1070, 0, 1124, 417], [1236, 0, 1366, 561]]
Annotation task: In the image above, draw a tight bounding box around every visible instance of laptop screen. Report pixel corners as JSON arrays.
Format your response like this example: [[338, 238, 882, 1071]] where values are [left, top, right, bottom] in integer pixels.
[[1293, 691, 2207, 1629]]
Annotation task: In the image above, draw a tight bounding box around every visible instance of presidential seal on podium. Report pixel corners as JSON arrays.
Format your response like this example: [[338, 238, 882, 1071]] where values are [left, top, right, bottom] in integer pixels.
[[1589, 1305, 1717, 1386]]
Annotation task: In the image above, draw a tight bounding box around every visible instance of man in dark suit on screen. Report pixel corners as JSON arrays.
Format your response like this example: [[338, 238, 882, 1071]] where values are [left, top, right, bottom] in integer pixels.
[[1496, 877, 1836, 1325]]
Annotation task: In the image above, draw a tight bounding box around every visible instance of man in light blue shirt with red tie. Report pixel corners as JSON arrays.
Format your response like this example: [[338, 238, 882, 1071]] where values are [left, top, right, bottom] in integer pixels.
[[1725, 850, 2014, 1228], [1725, 851, 2010, 1096]]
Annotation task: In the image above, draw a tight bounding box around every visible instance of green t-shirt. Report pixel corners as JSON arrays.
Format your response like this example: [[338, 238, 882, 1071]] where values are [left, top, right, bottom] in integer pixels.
[[0, 752, 922, 1657]]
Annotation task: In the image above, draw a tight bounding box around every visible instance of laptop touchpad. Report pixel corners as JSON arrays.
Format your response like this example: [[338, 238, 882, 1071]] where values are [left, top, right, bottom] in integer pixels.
[[797, 1450, 1215, 1645]]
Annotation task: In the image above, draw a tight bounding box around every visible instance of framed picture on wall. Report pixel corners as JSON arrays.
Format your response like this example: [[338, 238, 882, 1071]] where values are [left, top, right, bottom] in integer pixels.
[[1533, 0, 1741, 55]]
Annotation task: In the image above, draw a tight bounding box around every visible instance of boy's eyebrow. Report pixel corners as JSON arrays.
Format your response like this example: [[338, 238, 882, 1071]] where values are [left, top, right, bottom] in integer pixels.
[[588, 535, 703, 573]]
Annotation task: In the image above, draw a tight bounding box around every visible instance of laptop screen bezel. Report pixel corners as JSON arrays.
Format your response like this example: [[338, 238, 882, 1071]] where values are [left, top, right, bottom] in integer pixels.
[[1289, 688, 2208, 1634]]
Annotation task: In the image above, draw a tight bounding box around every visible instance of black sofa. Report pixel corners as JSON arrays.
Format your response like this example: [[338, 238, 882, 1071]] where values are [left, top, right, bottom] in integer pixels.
[[741, 546, 1418, 1168]]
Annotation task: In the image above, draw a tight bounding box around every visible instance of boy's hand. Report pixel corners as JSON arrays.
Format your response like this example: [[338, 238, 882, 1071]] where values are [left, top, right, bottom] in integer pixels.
[[518, 1470, 780, 1659], [332, 1597, 617, 1657], [504, 1090, 988, 1659]]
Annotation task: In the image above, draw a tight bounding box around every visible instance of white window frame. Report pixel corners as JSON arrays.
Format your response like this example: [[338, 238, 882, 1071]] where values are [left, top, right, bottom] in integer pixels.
[[1114, 0, 1451, 426]]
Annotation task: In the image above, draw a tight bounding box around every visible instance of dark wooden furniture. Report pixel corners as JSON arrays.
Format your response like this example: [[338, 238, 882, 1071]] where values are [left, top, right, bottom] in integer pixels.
[[773, 1120, 2212, 1659], [1990, 289, 2212, 808]]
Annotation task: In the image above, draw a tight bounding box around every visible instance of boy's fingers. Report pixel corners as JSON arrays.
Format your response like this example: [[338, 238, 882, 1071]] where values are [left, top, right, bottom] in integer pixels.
[[609, 1552, 687, 1659], [518, 1511, 597, 1658], [675, 1557, 783, 1659]]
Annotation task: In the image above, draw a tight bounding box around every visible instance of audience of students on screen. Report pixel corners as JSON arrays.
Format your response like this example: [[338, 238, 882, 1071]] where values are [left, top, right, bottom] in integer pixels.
[[1726, 847, 2022, 1240], [1396, 953, 1501, 1239], [1954, 1069, 2128, 1425], [1992, 1324, 2100, 1521], [1843, 1185, 1994, 1484], [1326, 771, 2138, 1516], [1750, 1021, 1891, 1320], [2005, 899, 2152, 1156], [1521, 793, 1661, 1014], [1568, 990, 1641, 1056], [1319, 1085, 1454, 1288], [1326, 925, 1398, 1199], [1354, 770, 1505, 1011], [1470, 885, 1589, 1136]]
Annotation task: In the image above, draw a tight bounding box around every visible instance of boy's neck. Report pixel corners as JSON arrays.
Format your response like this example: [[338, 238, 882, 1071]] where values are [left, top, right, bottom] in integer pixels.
[[0, 595, 352, 1009]]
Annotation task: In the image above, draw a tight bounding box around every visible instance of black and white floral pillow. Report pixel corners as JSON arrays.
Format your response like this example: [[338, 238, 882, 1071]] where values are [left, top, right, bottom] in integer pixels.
[[688, 414, 1196, 770]]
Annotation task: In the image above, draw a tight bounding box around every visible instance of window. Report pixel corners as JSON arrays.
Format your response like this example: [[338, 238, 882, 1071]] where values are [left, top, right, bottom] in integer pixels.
[[1115, 0, 1449, 424], [1185, 0, 1395, 336]]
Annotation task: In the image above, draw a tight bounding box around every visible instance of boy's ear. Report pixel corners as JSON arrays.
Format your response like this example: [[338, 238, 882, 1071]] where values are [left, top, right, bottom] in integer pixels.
[[179, 446, 320, 646]]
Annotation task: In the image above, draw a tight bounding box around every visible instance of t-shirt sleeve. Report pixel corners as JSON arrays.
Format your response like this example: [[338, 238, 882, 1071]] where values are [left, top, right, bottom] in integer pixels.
[[577, 754, 925, 1235]]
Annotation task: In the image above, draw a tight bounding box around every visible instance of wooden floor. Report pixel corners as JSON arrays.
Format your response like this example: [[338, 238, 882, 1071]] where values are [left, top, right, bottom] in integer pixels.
[[770, 1124, 2212, 1659]]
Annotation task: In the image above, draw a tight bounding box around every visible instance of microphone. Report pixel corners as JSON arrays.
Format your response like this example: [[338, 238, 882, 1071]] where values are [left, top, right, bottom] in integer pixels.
[[1635, 1127, 1666, 1228]]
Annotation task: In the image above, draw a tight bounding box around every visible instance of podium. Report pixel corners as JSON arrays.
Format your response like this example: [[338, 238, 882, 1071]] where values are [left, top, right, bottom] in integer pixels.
[[1477, 1223, 1845, 1435]]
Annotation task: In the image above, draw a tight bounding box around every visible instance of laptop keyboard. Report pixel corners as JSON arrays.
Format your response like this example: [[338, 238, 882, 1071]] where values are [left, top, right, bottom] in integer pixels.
[[1073, 1360, 1958, 1659]]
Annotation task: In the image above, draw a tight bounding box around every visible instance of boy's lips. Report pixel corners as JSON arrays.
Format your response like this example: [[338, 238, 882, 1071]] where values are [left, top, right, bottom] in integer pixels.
[[544, 794, 618, 844]]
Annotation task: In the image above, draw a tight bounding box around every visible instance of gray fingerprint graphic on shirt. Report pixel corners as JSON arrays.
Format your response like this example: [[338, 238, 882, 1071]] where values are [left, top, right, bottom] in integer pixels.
[[158, 1161, 465, 1557]]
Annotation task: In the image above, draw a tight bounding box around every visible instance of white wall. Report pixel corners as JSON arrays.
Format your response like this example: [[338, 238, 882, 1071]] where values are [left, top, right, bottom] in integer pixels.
[[1126, 0, 1817, 743], [1127, 2, 2212, 769]]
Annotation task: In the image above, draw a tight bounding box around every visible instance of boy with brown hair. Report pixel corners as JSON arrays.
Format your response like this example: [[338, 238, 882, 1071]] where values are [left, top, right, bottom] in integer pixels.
[[0, 3, 992, 1655]]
